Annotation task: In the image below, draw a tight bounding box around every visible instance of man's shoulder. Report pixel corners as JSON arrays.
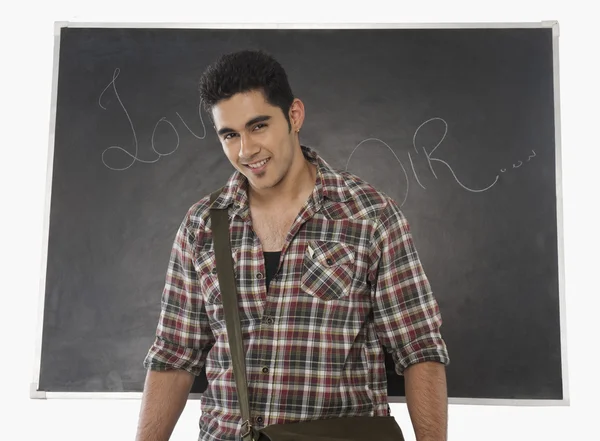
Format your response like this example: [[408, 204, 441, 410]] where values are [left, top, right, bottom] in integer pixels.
[[328, 167, 395, 219], [181, 193, 214, 231]]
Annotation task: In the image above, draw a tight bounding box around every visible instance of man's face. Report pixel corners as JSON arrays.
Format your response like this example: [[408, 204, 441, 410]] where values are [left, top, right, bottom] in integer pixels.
[[212, 90, 298, 192]]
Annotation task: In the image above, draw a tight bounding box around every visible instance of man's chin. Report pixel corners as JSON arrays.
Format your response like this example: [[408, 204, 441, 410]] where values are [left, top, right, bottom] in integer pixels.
[[246, 176, 272, 191], [249, 176, 286, 193], [243, 168, 285, 192]]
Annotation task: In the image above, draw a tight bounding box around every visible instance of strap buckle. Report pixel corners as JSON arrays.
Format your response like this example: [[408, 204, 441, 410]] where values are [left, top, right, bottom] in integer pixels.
[[241, 419, 256, 441]]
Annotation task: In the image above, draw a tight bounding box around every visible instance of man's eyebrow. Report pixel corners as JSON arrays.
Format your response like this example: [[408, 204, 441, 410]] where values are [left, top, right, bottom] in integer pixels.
[[216, 115, 272, 136]]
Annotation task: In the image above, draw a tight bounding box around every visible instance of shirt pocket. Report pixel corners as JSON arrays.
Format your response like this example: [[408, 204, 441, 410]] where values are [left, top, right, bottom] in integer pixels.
[[195, 245, 239, 305], [301, 240, 356, 301]]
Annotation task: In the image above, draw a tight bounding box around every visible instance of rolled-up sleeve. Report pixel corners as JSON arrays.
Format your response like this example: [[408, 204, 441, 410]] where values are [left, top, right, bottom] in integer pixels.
[[369, 198, 450, 375], [143, 209, 215, 376]]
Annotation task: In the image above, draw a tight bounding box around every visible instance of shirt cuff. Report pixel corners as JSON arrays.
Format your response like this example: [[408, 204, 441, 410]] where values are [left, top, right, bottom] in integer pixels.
[[393, 334, 450, 375], [143, 335, 207, 376]]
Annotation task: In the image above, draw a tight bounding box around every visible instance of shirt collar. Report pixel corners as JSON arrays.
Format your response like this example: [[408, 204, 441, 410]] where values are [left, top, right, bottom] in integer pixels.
[[210, 145, 353, 214]]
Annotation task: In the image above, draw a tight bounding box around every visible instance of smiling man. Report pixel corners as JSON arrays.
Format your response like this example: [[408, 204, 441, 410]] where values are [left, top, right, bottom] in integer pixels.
[[136, 50, 450, 441], [211, 88, 316, 252]]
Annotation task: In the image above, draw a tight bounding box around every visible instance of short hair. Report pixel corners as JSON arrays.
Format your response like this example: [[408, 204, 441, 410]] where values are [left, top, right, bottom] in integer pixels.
[[198, 49, 295, 131]]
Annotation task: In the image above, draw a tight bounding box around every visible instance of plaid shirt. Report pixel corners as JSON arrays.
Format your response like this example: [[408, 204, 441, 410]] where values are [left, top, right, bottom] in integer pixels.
[[144, 146, 449, 441]]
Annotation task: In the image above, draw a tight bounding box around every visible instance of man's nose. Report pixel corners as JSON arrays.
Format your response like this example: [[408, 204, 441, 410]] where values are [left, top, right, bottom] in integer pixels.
[[239, 132, 260, 159]]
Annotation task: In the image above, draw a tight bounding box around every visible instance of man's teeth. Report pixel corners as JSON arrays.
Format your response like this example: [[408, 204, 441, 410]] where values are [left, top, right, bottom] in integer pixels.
[[248, 158, 269, 169]]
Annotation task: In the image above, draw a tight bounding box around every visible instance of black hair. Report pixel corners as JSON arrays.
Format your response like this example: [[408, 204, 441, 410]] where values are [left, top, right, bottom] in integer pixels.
[[198, 49, 295, 131]]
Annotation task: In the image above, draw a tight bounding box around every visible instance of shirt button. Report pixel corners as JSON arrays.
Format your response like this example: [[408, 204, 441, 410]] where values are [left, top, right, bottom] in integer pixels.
[[256, 272, 264, 279], [261, 366, 269, 374], [265, 317, 274, 325], [256, 416, 264, 424], [326, 258, 333, 265], [211, 268, 217, 274]]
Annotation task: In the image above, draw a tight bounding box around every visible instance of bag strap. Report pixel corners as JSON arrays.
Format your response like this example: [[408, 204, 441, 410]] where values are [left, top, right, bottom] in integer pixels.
[[209, 189, 259, 441]]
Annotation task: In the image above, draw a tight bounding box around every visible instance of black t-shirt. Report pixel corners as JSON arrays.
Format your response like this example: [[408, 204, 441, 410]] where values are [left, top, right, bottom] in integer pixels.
[[263, 251, 281, 291]]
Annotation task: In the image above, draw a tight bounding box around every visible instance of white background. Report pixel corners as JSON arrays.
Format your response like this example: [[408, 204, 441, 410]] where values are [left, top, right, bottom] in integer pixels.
[[1, 1, 598, 439]]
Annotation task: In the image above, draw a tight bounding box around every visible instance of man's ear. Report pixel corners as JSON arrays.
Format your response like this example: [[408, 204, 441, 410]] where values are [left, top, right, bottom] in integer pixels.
[[288, 98, 305, 132]]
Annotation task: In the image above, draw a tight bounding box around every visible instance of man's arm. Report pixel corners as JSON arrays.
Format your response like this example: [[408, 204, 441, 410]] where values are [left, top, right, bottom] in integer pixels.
[[135, 369, 195, 441], [404, 361, 448, 441], [139, 204, 215, 440], [367, 198, 450, 439]]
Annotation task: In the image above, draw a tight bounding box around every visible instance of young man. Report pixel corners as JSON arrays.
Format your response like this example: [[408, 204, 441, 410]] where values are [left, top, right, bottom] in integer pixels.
[[136, 50, 450, 441]]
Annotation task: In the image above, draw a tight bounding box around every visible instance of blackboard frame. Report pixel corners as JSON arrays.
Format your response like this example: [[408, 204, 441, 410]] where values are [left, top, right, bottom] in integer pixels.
[[30, 21, 567, 406]]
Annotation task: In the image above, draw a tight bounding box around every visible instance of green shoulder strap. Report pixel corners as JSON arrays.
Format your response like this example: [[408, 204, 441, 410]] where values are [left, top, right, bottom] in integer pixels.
[[209, 188, 259, 441]]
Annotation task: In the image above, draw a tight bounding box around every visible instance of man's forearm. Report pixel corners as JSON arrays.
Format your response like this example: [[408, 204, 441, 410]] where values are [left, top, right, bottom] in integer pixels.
[[404, 361, 448, 441], [135, 369, 196, 441]]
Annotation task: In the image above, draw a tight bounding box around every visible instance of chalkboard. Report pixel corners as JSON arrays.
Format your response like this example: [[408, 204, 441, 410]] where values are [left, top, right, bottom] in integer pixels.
[[34, 24, 565, 403]]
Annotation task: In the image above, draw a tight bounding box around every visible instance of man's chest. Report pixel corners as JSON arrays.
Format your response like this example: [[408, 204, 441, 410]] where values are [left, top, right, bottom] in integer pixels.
[[199, 215, 375, 305], [250, 210, 298, 251]]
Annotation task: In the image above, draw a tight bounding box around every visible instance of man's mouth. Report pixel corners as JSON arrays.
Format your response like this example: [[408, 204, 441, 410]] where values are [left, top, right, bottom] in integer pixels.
[[246, 158, 271, 169]]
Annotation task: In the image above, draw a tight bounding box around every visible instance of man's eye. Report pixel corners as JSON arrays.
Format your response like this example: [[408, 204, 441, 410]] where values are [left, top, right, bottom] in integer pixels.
[[224, 133, 237, 140], [254, 123, 266, 131]]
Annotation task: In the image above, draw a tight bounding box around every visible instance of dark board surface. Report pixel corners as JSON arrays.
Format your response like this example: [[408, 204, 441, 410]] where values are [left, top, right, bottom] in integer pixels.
[[38, 26, 563, 400]]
